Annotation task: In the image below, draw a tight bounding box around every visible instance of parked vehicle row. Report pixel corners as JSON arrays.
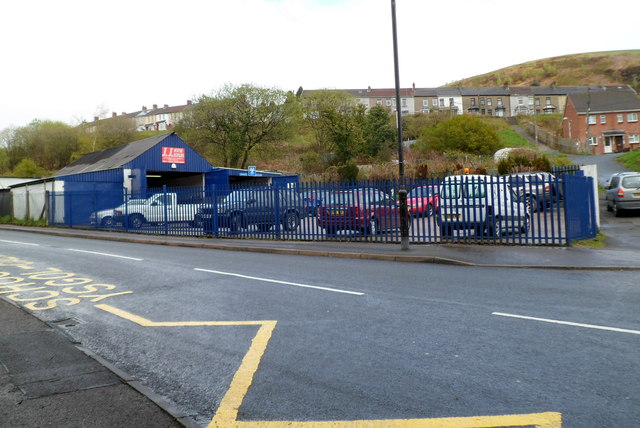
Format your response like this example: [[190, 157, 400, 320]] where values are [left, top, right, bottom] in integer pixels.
[[89, 171, 563, 239]]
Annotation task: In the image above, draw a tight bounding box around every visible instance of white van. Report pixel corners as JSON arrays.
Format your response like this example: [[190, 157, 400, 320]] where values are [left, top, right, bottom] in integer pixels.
[[437, 174, 530, 237]]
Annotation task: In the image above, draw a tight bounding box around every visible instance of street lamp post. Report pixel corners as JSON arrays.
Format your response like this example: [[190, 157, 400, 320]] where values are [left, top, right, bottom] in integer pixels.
[[391, 0, 409, 250]]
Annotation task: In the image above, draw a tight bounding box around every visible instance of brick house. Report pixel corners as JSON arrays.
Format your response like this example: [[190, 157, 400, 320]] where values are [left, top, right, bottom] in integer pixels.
[[562, 86, 640, 154]]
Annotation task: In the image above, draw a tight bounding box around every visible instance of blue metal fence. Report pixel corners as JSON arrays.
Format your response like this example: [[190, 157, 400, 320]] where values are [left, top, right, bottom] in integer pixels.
[[48, 173, 598, 245]]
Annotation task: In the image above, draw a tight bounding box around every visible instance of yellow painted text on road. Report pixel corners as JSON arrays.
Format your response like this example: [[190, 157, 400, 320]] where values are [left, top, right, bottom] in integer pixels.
[[96, 304, 561, 428]]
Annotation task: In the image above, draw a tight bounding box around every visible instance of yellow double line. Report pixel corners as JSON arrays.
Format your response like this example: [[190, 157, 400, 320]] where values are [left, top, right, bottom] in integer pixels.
[[96, 304, 561, 428]]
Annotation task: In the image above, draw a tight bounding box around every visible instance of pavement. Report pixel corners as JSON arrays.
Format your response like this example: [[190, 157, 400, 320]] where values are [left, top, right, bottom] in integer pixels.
[[1, 215, 639, 427]]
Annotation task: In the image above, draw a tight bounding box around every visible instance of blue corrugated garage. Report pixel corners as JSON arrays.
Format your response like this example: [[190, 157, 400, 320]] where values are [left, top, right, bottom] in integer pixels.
[[49, 132, 299, 227], [53, 132, 213, 194]]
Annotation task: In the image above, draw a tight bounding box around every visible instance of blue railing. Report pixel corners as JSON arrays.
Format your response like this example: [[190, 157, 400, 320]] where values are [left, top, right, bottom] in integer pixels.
[[48, 174, 597, 245]]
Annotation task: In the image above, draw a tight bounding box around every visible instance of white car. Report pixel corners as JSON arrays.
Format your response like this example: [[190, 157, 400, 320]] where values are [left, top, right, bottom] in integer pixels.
[[438, 174, 530, 237], [89, 199, 147, 227]]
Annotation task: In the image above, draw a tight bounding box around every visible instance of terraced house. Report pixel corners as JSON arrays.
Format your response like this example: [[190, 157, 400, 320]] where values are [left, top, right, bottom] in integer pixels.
[[563, 86, 640, 154]]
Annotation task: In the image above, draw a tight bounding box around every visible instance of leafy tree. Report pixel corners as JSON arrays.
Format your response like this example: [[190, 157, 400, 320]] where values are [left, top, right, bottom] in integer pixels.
[[301, 89, 360, 153], [177, 84, 300, 169], [3, 120, 80, 171], [317, 103, 366, 164], [363, 105, 395, 159], [402, 112, 450, 141], [12, 158, 45, 178], [93, 116, 138, 150], [415, 115, 502, 155]]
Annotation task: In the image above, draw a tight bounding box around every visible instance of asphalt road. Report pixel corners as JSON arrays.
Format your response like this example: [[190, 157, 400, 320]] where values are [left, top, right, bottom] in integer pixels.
[[568, 153, 632, 185], [1, 230, 639, 427]]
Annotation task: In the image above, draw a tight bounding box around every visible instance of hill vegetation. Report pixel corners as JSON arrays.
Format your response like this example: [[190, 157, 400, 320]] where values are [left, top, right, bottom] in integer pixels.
[[447, 50, 640, 92]]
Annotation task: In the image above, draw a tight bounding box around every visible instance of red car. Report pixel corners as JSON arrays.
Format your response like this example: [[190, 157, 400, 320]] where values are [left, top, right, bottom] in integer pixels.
[[405, 185, 439, 217], [317, 189, 406, 235]]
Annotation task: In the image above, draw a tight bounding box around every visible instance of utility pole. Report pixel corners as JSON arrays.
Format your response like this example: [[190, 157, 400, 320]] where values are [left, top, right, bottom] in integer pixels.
[[391, 0, 409, 251], [585, 87, 591, 154]]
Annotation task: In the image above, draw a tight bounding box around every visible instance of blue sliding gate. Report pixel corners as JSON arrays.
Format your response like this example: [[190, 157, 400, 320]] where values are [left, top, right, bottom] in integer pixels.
[[48, 174, 598, 246]]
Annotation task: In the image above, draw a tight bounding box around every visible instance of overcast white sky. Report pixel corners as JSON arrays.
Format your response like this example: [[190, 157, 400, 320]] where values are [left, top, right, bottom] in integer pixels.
[[1, 0, 638, 131]]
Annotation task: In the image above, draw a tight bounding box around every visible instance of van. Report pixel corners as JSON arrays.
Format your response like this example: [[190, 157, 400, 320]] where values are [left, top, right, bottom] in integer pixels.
[[437, 174, 530, 237]]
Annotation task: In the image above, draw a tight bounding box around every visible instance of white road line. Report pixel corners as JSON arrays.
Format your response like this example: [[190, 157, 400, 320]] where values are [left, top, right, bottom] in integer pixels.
[[67, 248, 144, 261], [0, 239, 40, 246], [493, 312, 640, 335], [194, 268, 364, 296]]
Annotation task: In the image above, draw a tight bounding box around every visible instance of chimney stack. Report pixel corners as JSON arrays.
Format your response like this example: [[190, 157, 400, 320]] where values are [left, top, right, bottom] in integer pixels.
[[164, 104, 169, 108], [112, 112, 117, 118], [142, 106, 147, 111], [94, 116, 99, 122], [153, 104, 158, 109], [187, 100, 192, 105]]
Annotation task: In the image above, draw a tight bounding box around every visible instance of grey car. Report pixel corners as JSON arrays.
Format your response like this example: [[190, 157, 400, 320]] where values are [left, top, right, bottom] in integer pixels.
[[606, 172, 640, 217]]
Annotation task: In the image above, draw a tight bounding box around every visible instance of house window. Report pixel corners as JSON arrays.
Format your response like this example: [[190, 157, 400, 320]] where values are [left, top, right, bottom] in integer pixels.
[[600, 115, 606, 124], [439, 98, 444, 107], [480, 97, 485, 105], [386, 99, 392, 106], [422, 100, 429, 107], [449, 98, 454, 106], [470, 98, 476, 106], [588, 115, 597, 125], [518, 97, 524, 105], [630, 134, 640, 144], [535, 97, 540, 106], [497, 97, 502, 106], [432, 99, 438, 106], [401, 98, 407, 107], [528, 96, 534, 105], [588, 136, 598, 145], [376, 99, 382, 105], [628, 112, 638, 122], [617, 114, 624, 123], [488, 109, 493, 116], [487, 97, 492, 106], [546, 97, 551, 105]]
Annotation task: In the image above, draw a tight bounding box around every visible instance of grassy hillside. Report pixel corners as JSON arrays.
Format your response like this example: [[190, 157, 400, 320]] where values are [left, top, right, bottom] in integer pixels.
[[447, 50, 640, 92]]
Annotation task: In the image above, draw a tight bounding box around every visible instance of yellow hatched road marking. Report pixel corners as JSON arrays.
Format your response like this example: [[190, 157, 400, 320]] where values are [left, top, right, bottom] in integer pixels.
[[95, 304, 561, 428]]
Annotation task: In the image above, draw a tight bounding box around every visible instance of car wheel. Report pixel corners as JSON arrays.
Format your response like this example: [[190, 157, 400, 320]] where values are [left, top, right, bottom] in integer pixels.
[[490, 217, 504, 237], [283, 211, 300, 231], [229, 213, 242, 232], [367, 218, 379, 235], [101, 216, 114, 228], [606, 202, 613, 212], [425, 203, 435, 217], [527, 195, 538, 213], [520, 215, 530, 235], [440, 223, 453, 238], [613, 202, 623, 218], [193, 214, 203, 228], [129, 214, 144, 229], [257, 223, 272, 232]]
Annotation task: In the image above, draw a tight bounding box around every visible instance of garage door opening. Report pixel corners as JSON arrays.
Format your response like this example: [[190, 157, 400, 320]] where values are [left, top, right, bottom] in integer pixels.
[[146, 171, 204, 189]]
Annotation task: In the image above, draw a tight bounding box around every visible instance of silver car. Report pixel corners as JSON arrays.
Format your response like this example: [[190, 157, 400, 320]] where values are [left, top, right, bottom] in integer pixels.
[[606, 172, 640, 217]]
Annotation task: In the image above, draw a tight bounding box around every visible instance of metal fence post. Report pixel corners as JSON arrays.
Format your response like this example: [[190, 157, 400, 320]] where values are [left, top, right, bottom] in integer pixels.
[[163, 185, 169, 235]]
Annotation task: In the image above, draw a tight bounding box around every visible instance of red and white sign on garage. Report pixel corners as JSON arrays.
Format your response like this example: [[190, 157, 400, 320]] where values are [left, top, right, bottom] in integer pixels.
[[162, 147, 185, 164]]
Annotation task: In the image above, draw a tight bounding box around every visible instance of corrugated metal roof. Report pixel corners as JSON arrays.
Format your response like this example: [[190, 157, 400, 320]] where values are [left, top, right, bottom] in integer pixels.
[[53, 132, 175, 177]]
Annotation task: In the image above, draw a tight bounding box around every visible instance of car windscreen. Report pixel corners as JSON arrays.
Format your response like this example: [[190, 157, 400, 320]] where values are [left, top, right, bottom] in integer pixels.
[[622, 176, 640, 189], [221, 191, 253, 203], [408, 187, 435, 198], [327, 192, 358, 205], [440, 180, 486, 199]]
